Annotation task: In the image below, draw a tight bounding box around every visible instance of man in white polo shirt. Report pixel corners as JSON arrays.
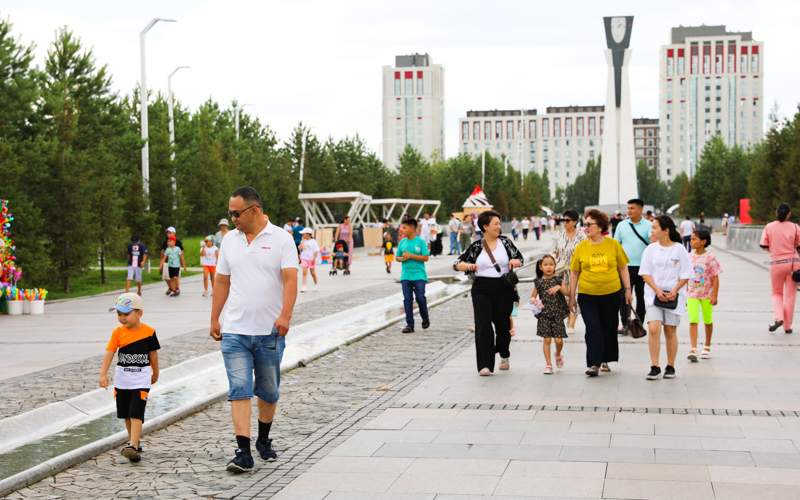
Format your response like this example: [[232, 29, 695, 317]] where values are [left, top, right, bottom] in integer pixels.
[[210, 186, 298, 473]]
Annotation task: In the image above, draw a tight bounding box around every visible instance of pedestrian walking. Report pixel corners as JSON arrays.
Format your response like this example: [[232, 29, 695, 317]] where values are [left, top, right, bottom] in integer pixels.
[[418, 213, 432, 249], [125, 235, 148, 296], [292, 217, 304, 250], [160, 227, 183, 295], [396, 217, 430, 334], [510, 217, 519, 241], [200, 236, 219, 297], [613, 199, 652, 335], [298, 227, 319, 292], [449, 213, 462, 254], [98, 293, 160, 463], [568, 209, 632, 377], [334, 215, 355, 265], [532, 215, 541, 241], [552, 209, 586, 334], [214, 218, 230, 248], [531, 255, 569, 374], [429, 219, 443, 257], [210, 186, 299, 473], [687, 229, 721, 362], [383, 231, 395, 274], [159, 236, 186, 296], [760, 203, 800, 334], [639, 215, 693, 380], [521, 216, 530, 240], [459, 213, 474, 250], [721, 213, 729, 236], [679, 215, 695, 252], [454, 210, 524, 375]]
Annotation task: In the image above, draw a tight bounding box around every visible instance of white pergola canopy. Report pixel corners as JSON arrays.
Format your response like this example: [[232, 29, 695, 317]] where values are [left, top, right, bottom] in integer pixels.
[[299, 192, 442, 228], [368, 198, 441, 225], [299, 192, 373, 229]]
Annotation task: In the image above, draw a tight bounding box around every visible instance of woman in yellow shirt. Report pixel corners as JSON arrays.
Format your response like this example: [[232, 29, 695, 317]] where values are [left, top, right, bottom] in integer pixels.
[[569, 209, 632, 377]]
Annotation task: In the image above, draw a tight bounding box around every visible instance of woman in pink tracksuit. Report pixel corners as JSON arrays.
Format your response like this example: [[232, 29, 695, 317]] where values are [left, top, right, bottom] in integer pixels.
[[760, 203, 800, 334]]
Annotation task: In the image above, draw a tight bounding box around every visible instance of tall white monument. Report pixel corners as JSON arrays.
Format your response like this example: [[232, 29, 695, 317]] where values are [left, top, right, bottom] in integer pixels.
[[599, 16, 638, 207]]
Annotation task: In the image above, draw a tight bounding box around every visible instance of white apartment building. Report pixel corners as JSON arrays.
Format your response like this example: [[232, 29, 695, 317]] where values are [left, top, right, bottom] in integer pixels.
[[458, 106, 605, 193], [659, 25, 763, 180], [381, 53, 445, 170], [633, 118, 659, 169]]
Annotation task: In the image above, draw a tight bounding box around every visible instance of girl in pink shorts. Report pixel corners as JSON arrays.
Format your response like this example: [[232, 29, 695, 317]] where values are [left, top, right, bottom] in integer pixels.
[[298, 228, 320, 293]]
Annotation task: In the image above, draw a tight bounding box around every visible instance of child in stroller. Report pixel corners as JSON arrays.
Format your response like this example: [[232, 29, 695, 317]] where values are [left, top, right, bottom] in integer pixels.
[[329, 239, 350, 275]]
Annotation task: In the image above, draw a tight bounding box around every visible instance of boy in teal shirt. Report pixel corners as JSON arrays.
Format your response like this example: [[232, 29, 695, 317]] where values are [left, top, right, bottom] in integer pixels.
[[396, 217, 430, 334]]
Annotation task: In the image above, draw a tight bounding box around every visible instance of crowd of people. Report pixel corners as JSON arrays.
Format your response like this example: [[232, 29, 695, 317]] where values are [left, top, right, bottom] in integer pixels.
[[103, 185, 797, 473]]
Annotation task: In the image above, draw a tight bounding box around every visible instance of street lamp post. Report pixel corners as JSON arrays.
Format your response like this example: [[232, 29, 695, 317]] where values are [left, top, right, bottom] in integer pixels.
[[140, 17, 176, 203], [233, 102, 252, 141], [298, 131, 308, 193], [167, 65, 189, 210]]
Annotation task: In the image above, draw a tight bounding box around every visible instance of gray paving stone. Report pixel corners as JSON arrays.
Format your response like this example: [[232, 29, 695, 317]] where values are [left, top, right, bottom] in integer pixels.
[[655, 448, 754, 466], [559, 445, 654, 464]]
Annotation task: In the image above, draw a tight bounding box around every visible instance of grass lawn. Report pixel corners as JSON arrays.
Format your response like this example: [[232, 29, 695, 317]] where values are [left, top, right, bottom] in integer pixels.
[[46, 268, 198, 301]]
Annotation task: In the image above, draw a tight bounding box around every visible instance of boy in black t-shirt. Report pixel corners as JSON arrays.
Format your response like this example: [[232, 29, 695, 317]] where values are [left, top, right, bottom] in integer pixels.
[[99, 293, 160, 463], [125, 235, 148, 296]]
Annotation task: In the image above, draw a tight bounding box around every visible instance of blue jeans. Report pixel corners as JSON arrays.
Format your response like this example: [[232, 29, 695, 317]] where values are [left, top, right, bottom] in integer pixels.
[[401, 280, 429, 328], [449, 232, 460, 254], [221, 328, 285, 403]]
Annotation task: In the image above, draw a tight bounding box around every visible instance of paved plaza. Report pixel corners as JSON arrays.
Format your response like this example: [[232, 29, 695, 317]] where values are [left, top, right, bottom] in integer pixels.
[[4, 234, 800, 499]]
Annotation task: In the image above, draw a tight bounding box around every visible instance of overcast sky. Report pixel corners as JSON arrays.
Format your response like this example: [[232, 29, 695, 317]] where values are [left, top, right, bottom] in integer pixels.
[[4, 0, 799, 157]]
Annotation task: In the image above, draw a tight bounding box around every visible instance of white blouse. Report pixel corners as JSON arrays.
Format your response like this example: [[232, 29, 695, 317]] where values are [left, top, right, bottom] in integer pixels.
[[475, 242, 510, 278]]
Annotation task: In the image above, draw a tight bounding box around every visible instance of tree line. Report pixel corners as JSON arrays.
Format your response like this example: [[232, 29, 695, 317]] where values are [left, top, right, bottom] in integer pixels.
[[0, 20, 550, 292]]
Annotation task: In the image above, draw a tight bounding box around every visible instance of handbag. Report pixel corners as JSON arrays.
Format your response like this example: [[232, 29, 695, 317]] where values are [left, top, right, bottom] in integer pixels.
[[654, 295, 678, 310], [626, 310, 647, 339], [793, 225, 800, 283], [482, 239, 519, 289]]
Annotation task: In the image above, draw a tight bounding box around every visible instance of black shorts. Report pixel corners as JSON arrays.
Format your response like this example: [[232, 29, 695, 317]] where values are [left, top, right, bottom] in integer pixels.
[[168, 267, 180, 278], [115, 388, 149, 421]]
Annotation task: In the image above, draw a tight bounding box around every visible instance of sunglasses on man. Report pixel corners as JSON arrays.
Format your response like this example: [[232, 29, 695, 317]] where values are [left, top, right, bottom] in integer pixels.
[[228, 204, 258, 219]]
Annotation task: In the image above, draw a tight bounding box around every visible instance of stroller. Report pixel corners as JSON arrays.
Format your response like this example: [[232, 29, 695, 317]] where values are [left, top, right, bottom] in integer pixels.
[[329, 240, 350, 276]]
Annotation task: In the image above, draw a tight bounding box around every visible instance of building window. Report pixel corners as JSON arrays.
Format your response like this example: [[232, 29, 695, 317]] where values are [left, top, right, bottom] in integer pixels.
[[416, 71, 424, 95], [666, 48, 674, 76], [677, 48, 685, 74], [495, 120, 502, 139], [473, 122, 480, 141], [461, 122, 469, 140], [554, 118, 561, 137], [740, 46, 748, 73], [542, 118, 549, 138], [588, 117, 596, 136], [565, 118, 572, 137], [690, 43, 698, 74], [577, 117, 584, 136], [404, 71, 413, 95], [484, 121, 491, 141], [715, 42, 723, 73], [528, 120, 536, 139], [751, 46, 759, 73], [506, 120, 514, 140]]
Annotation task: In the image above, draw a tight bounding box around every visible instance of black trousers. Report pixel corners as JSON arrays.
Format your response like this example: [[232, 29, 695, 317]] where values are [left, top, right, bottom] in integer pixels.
[[471, 277, 514, 372], [578, 292, 621, 367], [620, 266, 646, 326]]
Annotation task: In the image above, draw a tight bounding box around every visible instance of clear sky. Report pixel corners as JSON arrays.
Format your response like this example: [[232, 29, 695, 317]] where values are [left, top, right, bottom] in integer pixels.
[[3, 0, 798, 158]]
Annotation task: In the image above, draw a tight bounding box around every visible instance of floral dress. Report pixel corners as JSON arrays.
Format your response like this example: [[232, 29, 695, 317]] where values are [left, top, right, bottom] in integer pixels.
[[534, 276, 569, 338], [552, 228, 586, 288]]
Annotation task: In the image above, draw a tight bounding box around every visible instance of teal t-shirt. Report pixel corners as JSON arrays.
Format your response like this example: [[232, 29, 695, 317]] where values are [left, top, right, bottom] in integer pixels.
[[164, 246, 182, 268], [397, 236, 429, 282], [614, 218, 652, 266]]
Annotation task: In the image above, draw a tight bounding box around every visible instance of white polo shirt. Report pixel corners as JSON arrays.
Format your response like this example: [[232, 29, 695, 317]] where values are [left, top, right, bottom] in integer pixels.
[[217, 221, 299, 335]]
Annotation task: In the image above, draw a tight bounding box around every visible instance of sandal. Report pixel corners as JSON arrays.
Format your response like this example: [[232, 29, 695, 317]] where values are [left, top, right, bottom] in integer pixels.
[[700, 347, 711, 359], [555, 355, 564, 368], [687, 349, 698, 362], [768, 320, 784, 332], [479, 368, 492, 376], [543, 366, 553, 375], [600, 363, 611, 372]]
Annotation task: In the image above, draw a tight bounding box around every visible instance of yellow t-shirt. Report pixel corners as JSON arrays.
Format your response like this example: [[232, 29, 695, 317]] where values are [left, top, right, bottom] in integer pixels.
[[570, 237, 629, 296]]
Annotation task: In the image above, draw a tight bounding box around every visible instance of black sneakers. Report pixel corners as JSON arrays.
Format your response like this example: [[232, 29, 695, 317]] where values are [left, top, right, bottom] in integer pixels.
[[646, 366, 661, 380], [421, 319, 430, 330], [768, 320, 784, 332], [226, 449, 254, 473], [121, 445, 141, 463], [401, 326, 414, 334], [663, 365, 676, 379], [256, 439, 278, 462]]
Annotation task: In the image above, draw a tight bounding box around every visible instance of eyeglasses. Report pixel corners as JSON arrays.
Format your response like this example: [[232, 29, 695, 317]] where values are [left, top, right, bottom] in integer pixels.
[[228, 205, 258, 219], [584, 222, 599, 227], [563, 218, 575, 223]]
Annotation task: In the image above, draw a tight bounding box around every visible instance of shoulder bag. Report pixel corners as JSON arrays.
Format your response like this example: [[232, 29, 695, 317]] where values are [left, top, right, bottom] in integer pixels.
[[628, 221, 650, 247], [482, 239, 519, 289]]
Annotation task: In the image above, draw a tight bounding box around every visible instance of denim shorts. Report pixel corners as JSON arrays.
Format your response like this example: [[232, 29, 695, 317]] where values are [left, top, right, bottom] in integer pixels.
[[221, 329, 285, 403]]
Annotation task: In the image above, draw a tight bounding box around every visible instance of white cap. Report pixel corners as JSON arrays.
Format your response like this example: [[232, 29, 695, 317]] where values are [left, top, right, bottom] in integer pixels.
[[166, 226, 176, 233], [300, 227, 313, 235], [218, 218, 229, 226], [114, 292, 144, 313]]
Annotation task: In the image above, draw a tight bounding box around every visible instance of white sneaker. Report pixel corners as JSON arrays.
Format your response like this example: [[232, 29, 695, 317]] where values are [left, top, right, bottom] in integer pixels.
[[300, 285, 307, 293], [700, 347, 711, 359], [202, 291, 208, 297]]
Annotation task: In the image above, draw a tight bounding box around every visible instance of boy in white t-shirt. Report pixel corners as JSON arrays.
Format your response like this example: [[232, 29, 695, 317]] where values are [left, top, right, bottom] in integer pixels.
[[298, 228, 320, 292], [200, 236, 219, 297]]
